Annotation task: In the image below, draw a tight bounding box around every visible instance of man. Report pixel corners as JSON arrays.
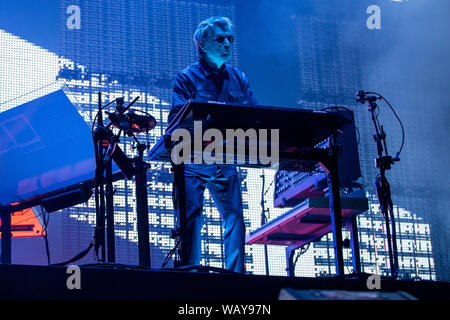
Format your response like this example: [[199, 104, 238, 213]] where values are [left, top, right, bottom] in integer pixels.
[[168, 17, 257, 273]]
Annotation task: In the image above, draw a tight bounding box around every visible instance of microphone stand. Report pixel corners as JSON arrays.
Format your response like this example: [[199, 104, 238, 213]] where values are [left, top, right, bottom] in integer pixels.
[[93, 93, 153, 267], [92, 94, 141, 263], [93, 92, 117, 262], [260, 173, 270, 276], [130, 133, 151, 267], [363, 94, 400, 278]]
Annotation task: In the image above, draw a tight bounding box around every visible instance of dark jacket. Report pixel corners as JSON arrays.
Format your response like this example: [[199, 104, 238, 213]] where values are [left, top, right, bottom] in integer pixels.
[[168, 58, 258, 177]]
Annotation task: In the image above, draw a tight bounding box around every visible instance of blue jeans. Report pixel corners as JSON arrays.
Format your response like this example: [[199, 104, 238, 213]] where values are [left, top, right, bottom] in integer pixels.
[[175, 165, 245, 273]]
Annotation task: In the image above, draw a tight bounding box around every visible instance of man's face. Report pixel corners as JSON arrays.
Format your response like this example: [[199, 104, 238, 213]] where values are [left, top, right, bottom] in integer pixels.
[[202, 25, 234, 68]]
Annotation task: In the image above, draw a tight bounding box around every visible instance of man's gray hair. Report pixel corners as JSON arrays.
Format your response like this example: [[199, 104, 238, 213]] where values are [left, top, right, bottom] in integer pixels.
[[194, 16, 233, 56]]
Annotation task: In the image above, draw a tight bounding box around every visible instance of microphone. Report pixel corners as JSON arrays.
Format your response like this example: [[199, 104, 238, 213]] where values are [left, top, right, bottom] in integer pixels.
[[356, 90, 379, 104], [356, 90, 366, 103]]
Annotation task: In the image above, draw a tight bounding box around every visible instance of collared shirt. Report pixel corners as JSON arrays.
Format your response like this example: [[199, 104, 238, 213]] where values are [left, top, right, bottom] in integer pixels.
[[168, 59, 258, 177]]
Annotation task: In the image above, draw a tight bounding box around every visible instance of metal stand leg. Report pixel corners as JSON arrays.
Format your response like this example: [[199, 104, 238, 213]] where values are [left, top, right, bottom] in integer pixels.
[[348, 214, 361, 274], [173, 163, 188, 266], [1, 210, 12, 264], [285, 245, 297, 277], [388, 207, 399, 276], [105, 157, 115, 262], [325, 152, 345, 276], [135, 143, 151, 267]]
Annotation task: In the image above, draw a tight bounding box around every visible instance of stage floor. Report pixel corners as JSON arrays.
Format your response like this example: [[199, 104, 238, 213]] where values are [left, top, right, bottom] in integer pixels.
[[0, 263, 449, 300]]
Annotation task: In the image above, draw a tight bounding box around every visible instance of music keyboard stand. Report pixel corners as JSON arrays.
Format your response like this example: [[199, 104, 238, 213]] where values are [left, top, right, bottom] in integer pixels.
[[150, 101, 355, 276]]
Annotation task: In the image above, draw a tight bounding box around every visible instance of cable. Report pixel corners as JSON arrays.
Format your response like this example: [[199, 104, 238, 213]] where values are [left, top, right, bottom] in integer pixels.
[[9, 208, 51, 265], [320, 106, 354, 121], [162, 237, 180, 268], [171, 265, 238, 274], [293, 244, 310, 268], [373, 105, 389, 155], [10, 205, 94, 267], [365, 91, 405, 159], [161, 175, 182, 268], [79, 262, 151, 270], [263, 178, 274, 198], [0, 80, 63, 108], [321, 105, 361, 146], [91, 98, 118, 135], [91, 96, 115, 263], [93, 134, 104, 263], [51, 241, 94, 266], [40, 205, 51, 265], [9, 209, 46, 227]]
